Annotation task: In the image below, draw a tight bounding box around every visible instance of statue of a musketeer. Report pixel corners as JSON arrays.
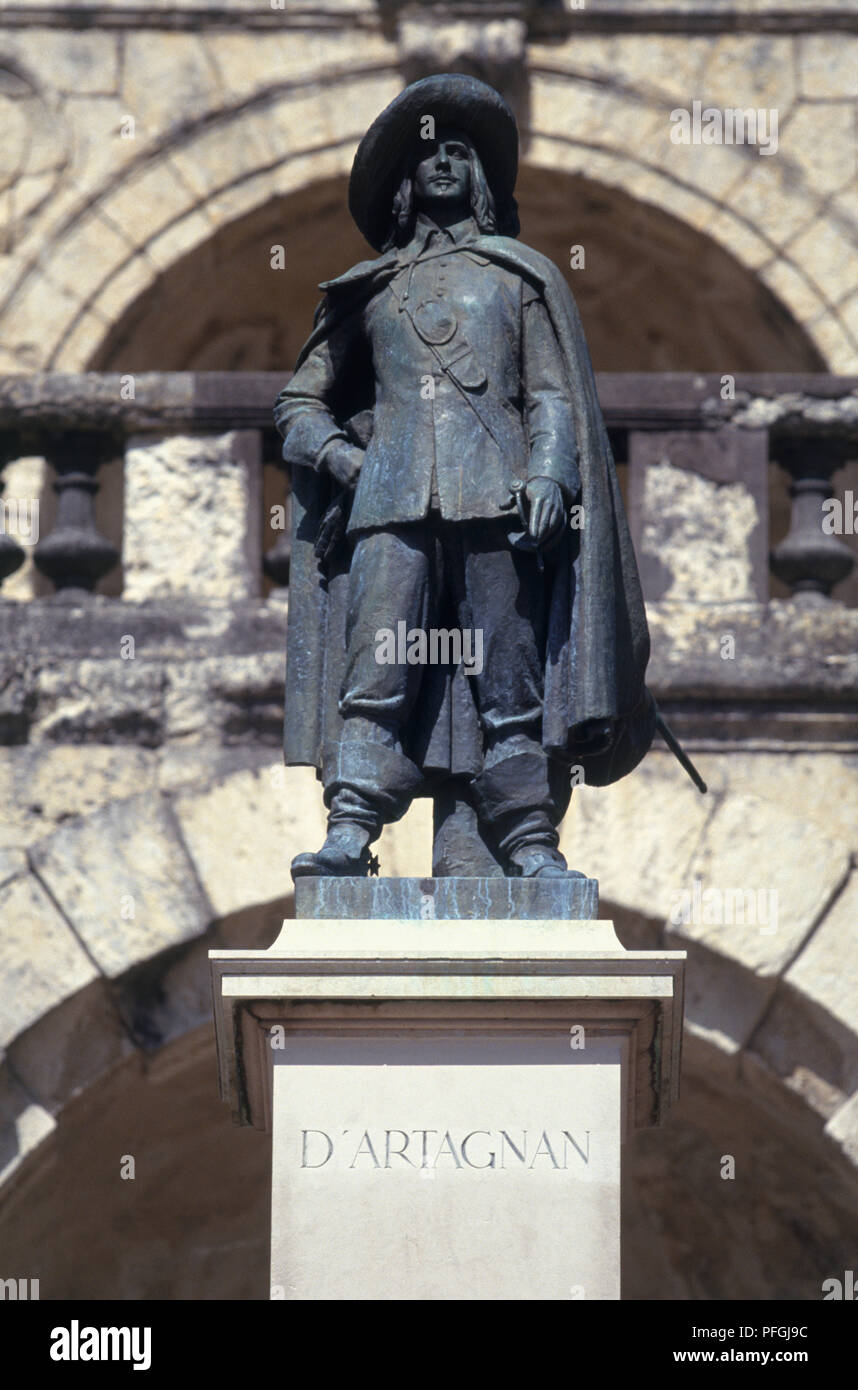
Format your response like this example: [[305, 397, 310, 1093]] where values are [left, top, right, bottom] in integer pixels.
[[275, 74, 662, 881]]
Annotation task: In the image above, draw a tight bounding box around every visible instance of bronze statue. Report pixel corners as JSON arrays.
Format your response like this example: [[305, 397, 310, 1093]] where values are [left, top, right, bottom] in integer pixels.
[[275, 73, 667, 881]]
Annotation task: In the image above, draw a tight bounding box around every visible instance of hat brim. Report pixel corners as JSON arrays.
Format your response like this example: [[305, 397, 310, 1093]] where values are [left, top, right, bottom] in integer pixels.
[[348, 73, 519, 252]]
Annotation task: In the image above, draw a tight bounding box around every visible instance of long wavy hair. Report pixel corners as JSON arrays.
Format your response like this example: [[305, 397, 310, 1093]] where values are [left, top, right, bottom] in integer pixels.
[[381, 133, 520, 251]]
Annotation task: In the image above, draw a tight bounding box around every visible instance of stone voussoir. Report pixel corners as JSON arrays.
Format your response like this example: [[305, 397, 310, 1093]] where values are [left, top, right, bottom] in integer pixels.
[[741, 872, 858, 1107], [7, 978, 139, 1117], [0, 1062, 57, 1191], [0, 872, 100, 1051], [29, 792, 214, 979], [670, 790, 851, 977], [173, 762, 325, 921]]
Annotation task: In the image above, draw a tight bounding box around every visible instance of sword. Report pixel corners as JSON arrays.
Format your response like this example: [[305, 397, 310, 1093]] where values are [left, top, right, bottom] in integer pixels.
[[654, 705, 707, 794]]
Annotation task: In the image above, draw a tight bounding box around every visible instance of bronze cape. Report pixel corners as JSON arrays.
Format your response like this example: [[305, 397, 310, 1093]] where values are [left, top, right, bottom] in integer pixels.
[[275, 235, 656, 798]]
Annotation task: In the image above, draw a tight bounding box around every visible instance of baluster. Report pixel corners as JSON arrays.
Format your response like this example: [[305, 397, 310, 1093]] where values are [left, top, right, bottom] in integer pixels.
[[263, 472, 291, 599], [33, 431, 120, 597], [0, 438, 26, 591], [769, 439, 854, 599]]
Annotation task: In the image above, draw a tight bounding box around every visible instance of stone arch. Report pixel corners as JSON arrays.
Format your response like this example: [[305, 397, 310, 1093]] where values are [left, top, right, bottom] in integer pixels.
[[88, 164, 824, 375], [524, 59, 858, 370], [1, 755, 857, 1297], [0, 64, 850, 370], [0, 67, 404, 370]]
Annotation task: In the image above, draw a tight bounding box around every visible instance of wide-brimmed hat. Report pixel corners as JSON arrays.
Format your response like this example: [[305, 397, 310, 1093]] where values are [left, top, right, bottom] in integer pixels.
[[348, 73, 519, 251]]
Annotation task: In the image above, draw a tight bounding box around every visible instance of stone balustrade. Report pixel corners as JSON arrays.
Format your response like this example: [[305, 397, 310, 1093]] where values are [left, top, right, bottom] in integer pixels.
[[0, 370, 856, 757], [0, 371, 855, 609]]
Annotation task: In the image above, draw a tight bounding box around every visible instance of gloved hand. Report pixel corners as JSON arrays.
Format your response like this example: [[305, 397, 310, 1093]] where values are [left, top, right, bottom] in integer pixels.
[[526, 477, 565, 545], [320, 439, 364, 490], [314, 494, 349, 566]]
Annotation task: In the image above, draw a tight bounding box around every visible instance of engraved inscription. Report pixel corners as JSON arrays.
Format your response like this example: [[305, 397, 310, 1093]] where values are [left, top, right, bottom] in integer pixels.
[[299, 1128, 590, 1170]]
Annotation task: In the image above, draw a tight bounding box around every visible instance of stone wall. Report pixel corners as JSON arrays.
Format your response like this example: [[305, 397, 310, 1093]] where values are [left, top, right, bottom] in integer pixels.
[[1, 561, 856, 1298], [0, 0, 856, 371]]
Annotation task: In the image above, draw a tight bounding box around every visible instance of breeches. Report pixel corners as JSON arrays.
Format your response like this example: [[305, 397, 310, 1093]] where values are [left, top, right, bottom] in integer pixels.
[[340, 518, 546, 749]]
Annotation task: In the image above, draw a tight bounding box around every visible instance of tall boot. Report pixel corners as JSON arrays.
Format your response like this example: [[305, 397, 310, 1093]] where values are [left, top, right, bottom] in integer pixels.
[[291, 741, 423, 879], [470, 752, 570, 878]]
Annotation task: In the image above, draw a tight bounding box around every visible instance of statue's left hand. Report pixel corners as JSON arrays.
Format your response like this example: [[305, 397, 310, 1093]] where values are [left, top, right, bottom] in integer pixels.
[[526, 477, 565, 545], [314, 493, 349, 565]]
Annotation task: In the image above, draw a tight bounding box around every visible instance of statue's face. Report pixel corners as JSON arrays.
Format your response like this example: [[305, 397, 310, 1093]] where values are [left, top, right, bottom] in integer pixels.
[[412, 127, 471, 213]]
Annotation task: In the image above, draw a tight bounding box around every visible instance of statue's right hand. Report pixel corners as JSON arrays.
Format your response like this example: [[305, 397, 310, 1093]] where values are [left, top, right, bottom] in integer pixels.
[[322, 441, 364, 490]]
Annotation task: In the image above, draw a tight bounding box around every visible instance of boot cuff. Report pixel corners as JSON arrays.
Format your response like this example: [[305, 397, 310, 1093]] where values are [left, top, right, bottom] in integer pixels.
[[322, 740, 423, 822], [471, 752, 554, 825]]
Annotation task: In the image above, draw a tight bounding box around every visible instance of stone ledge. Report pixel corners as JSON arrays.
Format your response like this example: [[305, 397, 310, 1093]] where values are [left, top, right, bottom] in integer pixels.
[[210, 921, 686, 1132], [0, 2, 855, 36], [0, 599, 855, 731], [0, 612, 855, 751], [0, 598, 287, 659], [2, 596, 855, 684], [1, 371, 857, 436]]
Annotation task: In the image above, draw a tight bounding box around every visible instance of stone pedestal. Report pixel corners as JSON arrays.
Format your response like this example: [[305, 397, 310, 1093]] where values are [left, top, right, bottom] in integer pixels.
[[210, 879, 685, 1301]]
